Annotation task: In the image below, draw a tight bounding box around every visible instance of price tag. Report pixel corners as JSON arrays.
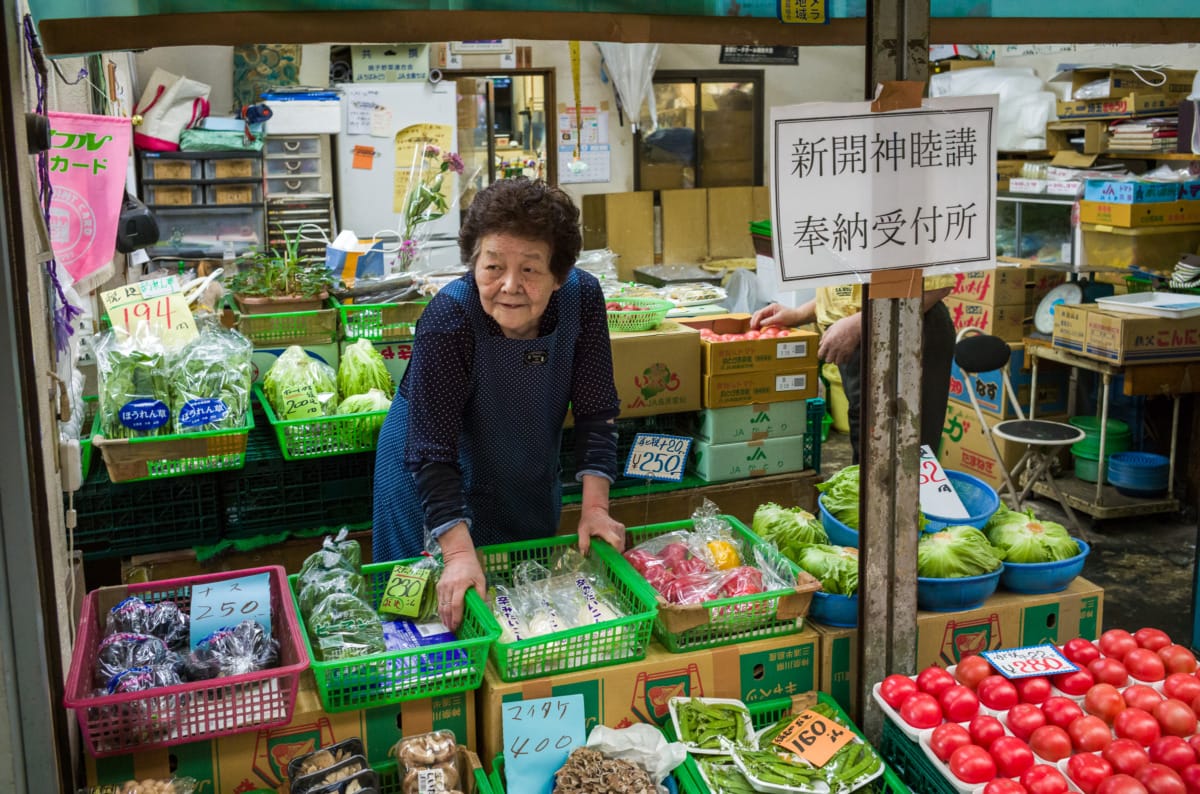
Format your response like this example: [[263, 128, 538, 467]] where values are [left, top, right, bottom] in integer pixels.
[[279, 384, 323, 419], [379, 564, 431, 618], [100, 278, 197, 349], [918, 445, 970, 519], [502, 694, 586, 794], [776, 340, 809, 359], [982, 644, 1079, 679], [188, 572, 272, 649], [772, 709, 855, 767], [623, 433, 692, 483]]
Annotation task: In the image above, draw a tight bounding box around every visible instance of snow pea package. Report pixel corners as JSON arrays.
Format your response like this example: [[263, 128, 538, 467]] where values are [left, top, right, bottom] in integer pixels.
[[91, 328, 172, 439], [170, 325, 253, 433]]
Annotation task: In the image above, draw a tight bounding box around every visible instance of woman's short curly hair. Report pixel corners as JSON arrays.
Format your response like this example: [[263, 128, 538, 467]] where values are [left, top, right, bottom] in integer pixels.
[[459, 178, 581, 282]]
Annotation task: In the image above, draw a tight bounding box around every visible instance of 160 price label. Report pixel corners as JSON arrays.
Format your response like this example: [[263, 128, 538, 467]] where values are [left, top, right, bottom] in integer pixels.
[[773, 709, 854, 767]]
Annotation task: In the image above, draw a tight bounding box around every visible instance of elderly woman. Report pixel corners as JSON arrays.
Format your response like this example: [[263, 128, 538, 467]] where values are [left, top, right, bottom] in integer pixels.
[[373, 178, 625, 629]]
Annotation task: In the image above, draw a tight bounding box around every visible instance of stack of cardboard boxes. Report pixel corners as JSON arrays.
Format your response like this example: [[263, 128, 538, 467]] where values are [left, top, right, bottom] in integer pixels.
[[1076, 178, 1200, 275], [943, 267, 1066, 342]]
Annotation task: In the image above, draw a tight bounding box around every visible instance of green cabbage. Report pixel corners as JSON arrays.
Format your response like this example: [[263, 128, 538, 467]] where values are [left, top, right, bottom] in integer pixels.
[[917, 526, 1004, 578], [796, 544, 859, 595], [337, 388, 393, 439], [984, 505, 1080, 563], [815, 465, 860, 529], [263, 346, 338, 419], [338, 338, 395, 400], [752, 502, 829, 562]]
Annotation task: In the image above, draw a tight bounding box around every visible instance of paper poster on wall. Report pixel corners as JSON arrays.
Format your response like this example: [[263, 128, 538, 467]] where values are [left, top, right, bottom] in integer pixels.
[[393, 123, 454, 214], [557, 106, 611, 184]]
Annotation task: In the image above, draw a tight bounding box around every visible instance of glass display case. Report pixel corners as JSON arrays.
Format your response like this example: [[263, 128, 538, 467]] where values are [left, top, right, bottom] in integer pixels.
[[996, 191, 1077, 266]]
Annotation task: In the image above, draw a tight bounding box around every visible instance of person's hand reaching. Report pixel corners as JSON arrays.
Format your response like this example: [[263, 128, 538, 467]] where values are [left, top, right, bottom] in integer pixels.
[[751, 302, 791, 330], [436, 523, 485, 630], [818, 314, 863, 366], [577, 505, 625, 555]]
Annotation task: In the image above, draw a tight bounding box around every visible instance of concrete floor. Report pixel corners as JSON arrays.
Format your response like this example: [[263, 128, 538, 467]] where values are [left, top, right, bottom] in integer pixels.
[[819, 429, 1200, 648]]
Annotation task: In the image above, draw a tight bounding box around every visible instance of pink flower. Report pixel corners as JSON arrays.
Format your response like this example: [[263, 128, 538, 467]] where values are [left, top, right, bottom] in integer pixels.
[[400, 238, 417, 253], [423, 144, 441, 158], [442, 151, 465, 174]]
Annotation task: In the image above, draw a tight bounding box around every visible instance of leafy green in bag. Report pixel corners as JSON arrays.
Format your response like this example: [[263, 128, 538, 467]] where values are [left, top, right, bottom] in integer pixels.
[[91, 328, 172, 439], [171, 325, 253, 433], [917, 525, 1004, 578], [337, 338, 395, 400], [263, 346, 338, 419]]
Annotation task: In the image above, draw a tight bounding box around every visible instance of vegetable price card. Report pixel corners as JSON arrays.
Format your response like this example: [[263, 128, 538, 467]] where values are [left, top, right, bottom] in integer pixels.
[[188, 572, 272, 649], [982, 644, 1078, 679], [100, 276, 198, 349], [624, 433, 693, 483], [772, 709, 854, 766], [918, 445, 970, 519], [278, 384, 323, 419], [502, 694, 585, 794], [379, 564, 430, 618]]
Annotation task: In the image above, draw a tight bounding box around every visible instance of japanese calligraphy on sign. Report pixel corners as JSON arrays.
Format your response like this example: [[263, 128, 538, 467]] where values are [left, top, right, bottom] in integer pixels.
[[770, 95, 997, 285], [100, 277, 198, 349], [918, 444, 970, 518], [352, 44, 429, 83]]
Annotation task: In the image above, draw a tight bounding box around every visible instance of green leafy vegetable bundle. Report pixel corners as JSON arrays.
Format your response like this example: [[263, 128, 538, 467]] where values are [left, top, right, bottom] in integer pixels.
[[815, 465, 860, 529], [751, 503, 829, 562], [917, 525, 1004, 578], [984, 504, 1080, 563], [337, 338, 395, 400], [171, 326, 253, 433], [263, 346, 338, 419], [93, 331, 172, 439], [795, 544, 860, 595]]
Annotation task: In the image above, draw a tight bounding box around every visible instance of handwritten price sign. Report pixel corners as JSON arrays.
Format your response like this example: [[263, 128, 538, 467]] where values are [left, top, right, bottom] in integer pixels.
[[624, 433, 693, 483], [188, 572, 272, 649], [918, 444, 970, 519], [982, 644, 1079, 680], [101, 277, 197, 349], [502, 694, 585, 794], [379, 564, 430, 618], [773, 709, 855, 767]]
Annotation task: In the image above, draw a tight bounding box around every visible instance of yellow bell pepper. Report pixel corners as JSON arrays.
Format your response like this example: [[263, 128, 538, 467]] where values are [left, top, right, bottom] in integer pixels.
[[707, 539, 741, 570]]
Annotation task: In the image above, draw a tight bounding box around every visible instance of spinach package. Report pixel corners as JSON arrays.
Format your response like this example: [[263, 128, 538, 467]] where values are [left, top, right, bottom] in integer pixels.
[[171, 325, 253, 433], [91, 329, 172, 439]]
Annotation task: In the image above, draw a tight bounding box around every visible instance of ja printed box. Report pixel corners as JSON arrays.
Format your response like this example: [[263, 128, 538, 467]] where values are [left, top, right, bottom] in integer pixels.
[[703, 367, 818, 408], [697, 401, 810, 443], [610, 322, 702, 418], [1078, 200, 1200, 228], [692, 435, 812, 482], [679, 313, 818, 374]]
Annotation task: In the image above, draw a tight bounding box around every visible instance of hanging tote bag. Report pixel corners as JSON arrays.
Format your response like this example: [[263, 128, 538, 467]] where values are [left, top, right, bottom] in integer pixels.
[[131, 67, 212, 151]]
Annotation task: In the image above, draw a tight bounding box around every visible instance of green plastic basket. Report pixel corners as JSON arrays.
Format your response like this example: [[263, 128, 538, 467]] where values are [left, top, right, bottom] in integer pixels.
[[623, 515, 819, 653], [290, 560, 500, 713], [476, 536, 658, 682], [80, 395, 98, 479], [233, 301, 339, 346], [255, 384, 389, 460], [606, 297, 674, 332], [333, 296, 426, 342], [376, 755, 494, 794], [880, 717, 955, 794], [90, 405, 253, 483]]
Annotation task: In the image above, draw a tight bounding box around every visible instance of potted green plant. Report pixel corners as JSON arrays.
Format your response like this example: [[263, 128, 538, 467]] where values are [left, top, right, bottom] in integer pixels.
[[227, 225, 335, 315]]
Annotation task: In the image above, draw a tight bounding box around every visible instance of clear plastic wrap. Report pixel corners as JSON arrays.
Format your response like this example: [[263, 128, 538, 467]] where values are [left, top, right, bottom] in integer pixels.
[[90, 328, 171, 440], [77, 777, 198, 794], [378, 555, 442, 621], [263, 345, 338, 419], [306, 592, 386, 661], [105, 597, 191, 653], [107, 664, 184, 695], [170, 324, 252, 433], [182, 619, 279, 680], [392, 730, 460, 794], [291, 754, 371, 794], [94, 633, 178, 689], [289, 738, 367, 783], [298, 571, 369, 617]]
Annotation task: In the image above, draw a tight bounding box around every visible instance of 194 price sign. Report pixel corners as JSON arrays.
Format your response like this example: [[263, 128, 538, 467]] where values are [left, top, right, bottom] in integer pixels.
[[982, 644, 1079, 679], [623, 433, 692, 483]]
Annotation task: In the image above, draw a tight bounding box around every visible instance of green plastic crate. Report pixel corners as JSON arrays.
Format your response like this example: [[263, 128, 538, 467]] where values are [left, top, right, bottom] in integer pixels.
[[880, 718, 954, 794], [804, 397, 824, 473], [623, 515, 818, 653], [376, 756, 493, 794], [80, 395, 98, 479], [233, 302, 339, 346], [90, 404, 253, 483], [333, 295, 426, 342], [476, 536, 658, 682], [290, 560, 500, 713], [255, 384, 388, 460]]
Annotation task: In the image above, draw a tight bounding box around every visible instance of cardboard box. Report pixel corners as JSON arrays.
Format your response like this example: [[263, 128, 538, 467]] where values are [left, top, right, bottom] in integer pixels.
[[1053, 303, 1200, 365], [948, 341, 1070, 419], [679, 314, 818, 374], [1051, 67, 1196, 104], [1056, 92, 1181, 121], [939, 401, 1023, 492], [661, 189, 709, 264], [945, 297, 1027, 343], [702, 158, 756, 187], [1084, 179, 1188, 205], [477, 631, 820, 771], [948, 267, 1066, 307], [610, 321, 702, 418], [639, 162, 692, 192], [1079, 200, 1200, 228], [1045, 120, 1109, 154], [698, 401, 811, 443], [582, 192, 655, 281], [251, 343, 339, 384], [813, 577, 1103, 714], [1081, 223, 1200, 272], [692, 435, 811, 482], [703, 367, 818, 409], [707, 186, 757, 259]]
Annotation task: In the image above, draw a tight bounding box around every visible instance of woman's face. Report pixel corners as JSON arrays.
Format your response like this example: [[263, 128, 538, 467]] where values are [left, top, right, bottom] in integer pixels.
[[474, 232, 559, 339]]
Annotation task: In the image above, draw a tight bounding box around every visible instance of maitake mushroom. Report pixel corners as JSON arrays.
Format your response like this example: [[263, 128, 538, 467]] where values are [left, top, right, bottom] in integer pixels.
[[554, 748, 656, 794]]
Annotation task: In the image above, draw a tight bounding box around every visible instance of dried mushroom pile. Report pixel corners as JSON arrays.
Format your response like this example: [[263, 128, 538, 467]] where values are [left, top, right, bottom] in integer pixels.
[[554, 748, 656, 794]]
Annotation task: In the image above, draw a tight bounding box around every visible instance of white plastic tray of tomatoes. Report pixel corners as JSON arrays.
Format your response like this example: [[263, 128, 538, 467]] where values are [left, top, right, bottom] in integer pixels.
[[872, 627, 1200, 794]]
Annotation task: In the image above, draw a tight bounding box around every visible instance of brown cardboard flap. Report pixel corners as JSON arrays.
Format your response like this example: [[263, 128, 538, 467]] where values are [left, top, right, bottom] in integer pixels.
[[403, 696, 435, 736], [1051, 151, 1098, 168], [711, 646, 742, 699], [522, 678, 554, 701], [776, 569, 823, 620], [790, 690, 819, 713], [871, 81, 925, 113], [461, 748, 485, 794], [870, 267, 924, 299]]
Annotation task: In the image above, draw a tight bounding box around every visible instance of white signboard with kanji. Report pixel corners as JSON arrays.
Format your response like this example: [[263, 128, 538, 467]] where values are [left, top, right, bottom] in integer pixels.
[[770, 95, 997, 285]]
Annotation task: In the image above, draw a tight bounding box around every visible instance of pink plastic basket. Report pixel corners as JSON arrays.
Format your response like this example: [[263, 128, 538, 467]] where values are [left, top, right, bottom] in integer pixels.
[[63, 565, 309, 757]]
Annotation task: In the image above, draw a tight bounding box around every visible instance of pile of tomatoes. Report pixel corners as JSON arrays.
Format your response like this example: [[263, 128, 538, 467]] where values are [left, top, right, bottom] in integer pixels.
[[605, 302, 653, 312], [876, 628, 1200, 794], [697, 326, 797, 342]]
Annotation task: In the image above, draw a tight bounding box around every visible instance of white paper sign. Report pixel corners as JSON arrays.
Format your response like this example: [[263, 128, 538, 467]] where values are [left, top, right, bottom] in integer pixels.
[[624, 433, 692, 483], [981, 644, 1079, 679], [918, 444, 970, 519], [770, 95, 997, 285]]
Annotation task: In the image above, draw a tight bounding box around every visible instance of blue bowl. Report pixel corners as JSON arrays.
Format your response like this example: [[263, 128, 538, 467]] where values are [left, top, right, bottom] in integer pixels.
[[917, 568, 1002, 612], [809, 591, 859, 627], [922, 471, 1001, 533], [1107, 452, 1169, 497], [819, 494, 859, 548], [1001, 539, 1090, 595]]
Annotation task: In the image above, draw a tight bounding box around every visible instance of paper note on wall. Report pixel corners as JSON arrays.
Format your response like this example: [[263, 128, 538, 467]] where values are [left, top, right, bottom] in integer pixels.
[[393, 122, 454, 215]]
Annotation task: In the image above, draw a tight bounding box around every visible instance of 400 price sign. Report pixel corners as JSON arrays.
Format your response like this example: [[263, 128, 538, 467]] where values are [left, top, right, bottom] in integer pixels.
[[982, 644, 1079, 679]]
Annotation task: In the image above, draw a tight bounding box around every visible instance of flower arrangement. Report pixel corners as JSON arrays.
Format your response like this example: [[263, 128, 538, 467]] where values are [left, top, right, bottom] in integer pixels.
[[399, 144, 465, 270]]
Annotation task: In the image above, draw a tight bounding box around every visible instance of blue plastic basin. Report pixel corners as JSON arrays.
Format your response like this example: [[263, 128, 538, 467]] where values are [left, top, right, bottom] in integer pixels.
[[1107, 452, 1169, 497], [917, 568, 1002, 612], [819, 494, 859, 548], [1000, 539, 1090, 595], [809, 591, 858, 627], [922, 471, 1001, 533]]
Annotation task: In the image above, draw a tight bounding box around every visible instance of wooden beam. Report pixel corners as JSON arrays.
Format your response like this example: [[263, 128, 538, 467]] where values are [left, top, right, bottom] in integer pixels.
[[930, 17, 1200, 44]]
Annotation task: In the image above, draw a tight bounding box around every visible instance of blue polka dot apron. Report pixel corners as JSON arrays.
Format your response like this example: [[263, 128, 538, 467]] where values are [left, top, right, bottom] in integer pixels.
[[372, 271, 581, 562]]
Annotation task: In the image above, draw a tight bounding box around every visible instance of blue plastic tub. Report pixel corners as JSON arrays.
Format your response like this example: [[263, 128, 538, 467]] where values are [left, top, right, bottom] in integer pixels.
[[1107, 452, 1169, 497], [819, 494, 859, 547], [1000, 539, 1091, 595], [809, 591, 858, 627], [922, 471, 1001, 533], [917, 568, 1002, 612]]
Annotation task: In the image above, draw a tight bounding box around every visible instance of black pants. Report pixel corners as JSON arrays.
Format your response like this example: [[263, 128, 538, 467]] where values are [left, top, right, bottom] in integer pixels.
[[837, 301, 955, 465]]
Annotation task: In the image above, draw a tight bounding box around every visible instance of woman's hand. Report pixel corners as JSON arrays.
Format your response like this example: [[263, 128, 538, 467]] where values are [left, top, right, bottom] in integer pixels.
[[578, 505, 626, 555], [750, 302, 791, 330], [436, 523, 486, 631], [818, 314, 863, 366]]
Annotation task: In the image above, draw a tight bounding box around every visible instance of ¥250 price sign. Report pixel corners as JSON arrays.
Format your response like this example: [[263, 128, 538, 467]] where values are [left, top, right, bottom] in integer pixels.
[[982, 644, 1079, 679], [624, 433, 692, 483], [772, 709, 855, 767]]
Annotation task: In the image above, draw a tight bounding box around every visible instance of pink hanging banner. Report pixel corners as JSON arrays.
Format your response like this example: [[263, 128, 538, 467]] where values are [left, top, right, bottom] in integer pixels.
[[46, 112, 132, 286]]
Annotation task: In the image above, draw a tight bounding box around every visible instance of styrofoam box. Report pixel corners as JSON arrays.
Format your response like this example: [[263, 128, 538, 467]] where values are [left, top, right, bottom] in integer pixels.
[[263, 99, 342, 135]]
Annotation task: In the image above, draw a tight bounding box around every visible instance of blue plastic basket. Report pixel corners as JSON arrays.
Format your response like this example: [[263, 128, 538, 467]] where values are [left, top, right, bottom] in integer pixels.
[[1107, 452, 1169, 496], [819, 494, 860, 547], [809, 591, 858, 627], [922, 471, 1000, 533], [917, 568, 1002, 612], [1001, 539, 1090, 595]]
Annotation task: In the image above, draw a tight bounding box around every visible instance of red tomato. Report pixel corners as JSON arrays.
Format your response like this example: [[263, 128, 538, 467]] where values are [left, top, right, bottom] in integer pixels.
[[1064, 638, 1103, 666], [1126, 649, 1168, 683], [1030, 725, 1074, 762], [1021, 764, 1070, 794], [1090, 657, 1132, 687], [1043, 697, 1086, 730], [951, 744, 999, 785], [1071, 715, 1115, 752], [1137, 763, 1188, 794], [930, 722, 974, 763], [986, 780, 1029, 794], [941, 685, 981, 722], [1159, 646, 1199, 676], [1126, 685, 1166, 713], [1069, 752, 1116, 794], [743, 330, 761, 340], [659, 542, 690, 570], [1187, 736, 1200, 760], [1101, 630, 1140, 661], [880, 674, 919, 710], [720, 566, 763, 597], [1149, 737, 1198, 773], [918, 666, 958, 698], [1106, 739, 1153, 776], [901, 692, 944, 729], [1178, 764, 1200, 794], [674, 557, 711, 577], [1054, 669, 1097, 696], [1008, 703, 1049, 742], [1018, 677, 1053, 705], [1164, 675, 1200, 703], [970, 714, 1008, 750], [1087, 683, 1130, 723], [956, 655, 996, 690], [992, 736, 1037, 778], [1154, 699, 1198, 738], [979, 675, 1022, 710], [1136, 629, 1174, 652], [1117, 708, 1163, 747], [1096, 775, 1149, 794]]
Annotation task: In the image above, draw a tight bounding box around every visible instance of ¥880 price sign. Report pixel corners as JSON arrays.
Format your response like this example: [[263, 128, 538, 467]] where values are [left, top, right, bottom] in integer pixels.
[[502, 694, 585, 794], [982, 644, 1079, 679], [624, 433, 693, 483]]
